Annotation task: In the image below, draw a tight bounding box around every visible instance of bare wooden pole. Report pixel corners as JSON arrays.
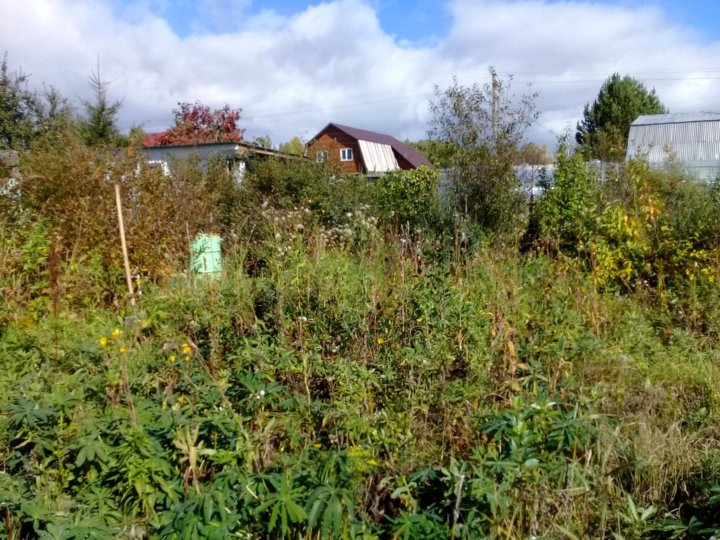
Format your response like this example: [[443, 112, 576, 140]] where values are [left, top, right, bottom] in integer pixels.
[[491, 68, 499, 146], [114, 183, 135, 307]]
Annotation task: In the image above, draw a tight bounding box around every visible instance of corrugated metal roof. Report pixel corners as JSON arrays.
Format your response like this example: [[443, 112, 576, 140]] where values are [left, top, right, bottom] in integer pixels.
[[358, 140, 399, 172], [310, 123, 432, 169], [632, 113, 720, 126]]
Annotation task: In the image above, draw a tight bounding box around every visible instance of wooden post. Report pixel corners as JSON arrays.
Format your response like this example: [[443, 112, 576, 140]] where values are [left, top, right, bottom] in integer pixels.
[[491, 68, 499, 146], [114, 183, 135, 307]]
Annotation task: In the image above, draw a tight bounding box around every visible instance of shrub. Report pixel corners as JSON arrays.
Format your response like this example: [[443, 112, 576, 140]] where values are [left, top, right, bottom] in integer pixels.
[[374, 166, 443, 233]]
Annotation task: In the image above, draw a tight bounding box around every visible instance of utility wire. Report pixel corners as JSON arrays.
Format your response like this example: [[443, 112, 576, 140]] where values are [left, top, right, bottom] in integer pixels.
[[123, 66, 720, 128]]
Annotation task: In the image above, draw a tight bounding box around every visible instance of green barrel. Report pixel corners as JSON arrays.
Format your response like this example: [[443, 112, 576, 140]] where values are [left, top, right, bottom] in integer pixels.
[[190, 233, 222, 276]]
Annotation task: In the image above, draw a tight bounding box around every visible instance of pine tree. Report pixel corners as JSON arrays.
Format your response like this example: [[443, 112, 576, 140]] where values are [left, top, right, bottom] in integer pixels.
[[78, 63, 123, 147], [576, 73, 667, 161]]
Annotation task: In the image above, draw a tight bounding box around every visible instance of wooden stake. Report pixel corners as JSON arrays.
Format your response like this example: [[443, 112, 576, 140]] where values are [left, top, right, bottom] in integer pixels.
[[114, 184, 135, 307]]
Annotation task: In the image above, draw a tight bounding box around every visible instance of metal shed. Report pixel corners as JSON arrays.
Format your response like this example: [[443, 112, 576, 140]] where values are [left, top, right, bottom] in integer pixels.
[[141, 140, 300, 183], [626, 113, 720, 180]]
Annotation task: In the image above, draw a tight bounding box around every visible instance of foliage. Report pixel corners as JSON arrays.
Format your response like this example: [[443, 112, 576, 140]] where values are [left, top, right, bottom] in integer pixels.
[[0, 53, 46, 150], [429, 68, 539, 230], [517, 142, 553, 165], [278, 136, 306, 156], [77, 64, 125, 147], [576, 73, 667, 161], [157, 101, 244, 145], [407, 139, 455, 168], [536, 149, 720, 297], [536, 139, 601, 253], [253, 134, 273, 149], [10, 131, 244, 307], [5, 113, 720, 539], [374, 166, 442, 232], [243, 155, 374, 231]]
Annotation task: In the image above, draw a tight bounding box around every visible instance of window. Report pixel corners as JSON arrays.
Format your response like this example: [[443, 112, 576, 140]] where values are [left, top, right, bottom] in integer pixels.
[[340, 148, 353, 161], [315, 150, 328, 163]]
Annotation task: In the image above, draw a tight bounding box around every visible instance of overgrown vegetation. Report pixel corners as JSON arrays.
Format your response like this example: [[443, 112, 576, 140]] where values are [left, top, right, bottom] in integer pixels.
[[3, 57, 720, 539], [429, 68, 539, 231], [3, 132, 720, 538]]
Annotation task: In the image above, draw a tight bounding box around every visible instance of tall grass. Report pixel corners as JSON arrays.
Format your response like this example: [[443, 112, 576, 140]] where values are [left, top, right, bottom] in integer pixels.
[[2, 149, 720, 537]]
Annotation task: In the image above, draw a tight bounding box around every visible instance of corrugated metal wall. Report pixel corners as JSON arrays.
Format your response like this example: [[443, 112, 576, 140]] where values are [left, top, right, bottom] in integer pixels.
[[627, 120, 720, 180]]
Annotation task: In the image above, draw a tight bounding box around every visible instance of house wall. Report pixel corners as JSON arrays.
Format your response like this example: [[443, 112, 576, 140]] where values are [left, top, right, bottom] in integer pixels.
[[306, 128, 364, 173], [141, 143, 245, 181]]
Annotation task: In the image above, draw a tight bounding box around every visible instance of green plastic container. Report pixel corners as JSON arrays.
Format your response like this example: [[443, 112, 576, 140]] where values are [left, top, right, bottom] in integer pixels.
[[190, 233, 222, 276]]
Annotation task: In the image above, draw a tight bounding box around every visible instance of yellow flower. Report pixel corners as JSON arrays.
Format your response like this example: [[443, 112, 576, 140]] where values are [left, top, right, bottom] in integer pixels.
[[376, 337, 384, 345], [184, 355, 190, 362], [119, 346, 127, 354], [169, 355, 176, 362], [111, 328, 121, 339], [99, 336, 108, 347], [182, 342, 191, 354], [313, 443, 322, 449]]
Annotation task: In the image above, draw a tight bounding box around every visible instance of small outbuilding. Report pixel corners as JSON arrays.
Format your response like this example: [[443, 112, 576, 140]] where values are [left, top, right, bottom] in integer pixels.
[[626, 113, 720, 180], [141, 137, 299, 182], [305, 123, 431, 175]]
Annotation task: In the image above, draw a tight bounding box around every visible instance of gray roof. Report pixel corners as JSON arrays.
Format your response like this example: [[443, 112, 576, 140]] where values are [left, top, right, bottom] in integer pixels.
[[142, 140, 299, 160], [632, 113, 720, 126]]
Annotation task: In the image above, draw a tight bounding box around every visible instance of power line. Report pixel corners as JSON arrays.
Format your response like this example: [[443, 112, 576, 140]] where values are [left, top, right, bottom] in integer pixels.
[[245, 89, 435, 120], [121, 66, 720, 128]]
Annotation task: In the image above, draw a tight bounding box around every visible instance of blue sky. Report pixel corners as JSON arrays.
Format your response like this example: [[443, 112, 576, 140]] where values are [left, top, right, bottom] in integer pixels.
[[138, 0, 719, 44], [132, 0, 455, 44], [5, 0, 720, 145], [634, 0, 720, 39]]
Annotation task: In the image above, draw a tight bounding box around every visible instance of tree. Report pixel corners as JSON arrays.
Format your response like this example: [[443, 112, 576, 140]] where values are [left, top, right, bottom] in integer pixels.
[[407, 139, 454, 168], [516, 142, 553, 166], [40, 86, 73, 133], [253, 134, 273, 149], [429, 68, 538, 229], [375, 166, 441, 231], [0, 53, 43, 150], [78, 64, 124, 147], [576, 73, 667, 162], [158, 101, 244, 145], [278, 136, 305, 156]]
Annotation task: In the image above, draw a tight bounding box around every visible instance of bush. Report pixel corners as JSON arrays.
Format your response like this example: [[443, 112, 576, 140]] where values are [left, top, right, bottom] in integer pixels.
[[374, 166, 443, 233]]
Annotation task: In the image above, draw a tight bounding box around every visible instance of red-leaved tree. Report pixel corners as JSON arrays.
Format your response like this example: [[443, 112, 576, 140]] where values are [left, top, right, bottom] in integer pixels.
[[157, 102, 244, 145]]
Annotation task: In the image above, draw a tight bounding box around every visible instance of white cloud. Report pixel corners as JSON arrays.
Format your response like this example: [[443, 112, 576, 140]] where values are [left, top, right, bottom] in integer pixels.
[[2, 0, 720, 147]]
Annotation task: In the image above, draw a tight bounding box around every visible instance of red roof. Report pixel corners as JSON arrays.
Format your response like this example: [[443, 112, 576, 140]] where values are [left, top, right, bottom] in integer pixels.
[[310, 122, 432, 169]]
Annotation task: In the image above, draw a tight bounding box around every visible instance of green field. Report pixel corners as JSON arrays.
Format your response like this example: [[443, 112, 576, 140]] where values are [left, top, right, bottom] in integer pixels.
[[3, 145, 720, 539]]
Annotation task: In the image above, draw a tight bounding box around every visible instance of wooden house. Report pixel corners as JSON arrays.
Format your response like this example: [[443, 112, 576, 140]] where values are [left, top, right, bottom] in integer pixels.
[[305, 123, 431, 175]]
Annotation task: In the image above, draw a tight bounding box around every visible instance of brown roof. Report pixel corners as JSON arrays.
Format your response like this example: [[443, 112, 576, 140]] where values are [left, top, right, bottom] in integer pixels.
[[309, 122, 432, 169]]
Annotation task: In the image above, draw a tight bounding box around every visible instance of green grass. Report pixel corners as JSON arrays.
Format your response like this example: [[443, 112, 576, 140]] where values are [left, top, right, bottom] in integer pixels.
[[2, 230, 720, 539]]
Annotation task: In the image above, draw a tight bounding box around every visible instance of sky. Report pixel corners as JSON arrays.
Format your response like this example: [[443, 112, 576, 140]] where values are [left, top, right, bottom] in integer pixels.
[[3, 0, 720, 148]]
